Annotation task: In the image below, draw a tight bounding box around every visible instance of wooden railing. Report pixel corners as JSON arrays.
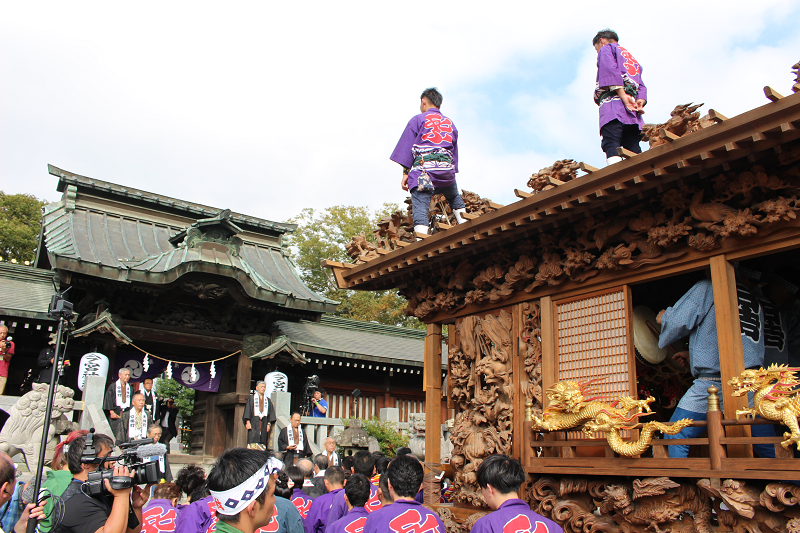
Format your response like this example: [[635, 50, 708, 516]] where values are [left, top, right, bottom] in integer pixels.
[[526, 386, 799, 480]]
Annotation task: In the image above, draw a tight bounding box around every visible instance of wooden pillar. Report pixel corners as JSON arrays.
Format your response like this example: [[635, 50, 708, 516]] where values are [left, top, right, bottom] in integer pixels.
[[539, 296, 558, 457], [232, 353, 253, 448], [512, 305, 523, 460], [709, 255, 753, 458], [424, 323, 442, 504]]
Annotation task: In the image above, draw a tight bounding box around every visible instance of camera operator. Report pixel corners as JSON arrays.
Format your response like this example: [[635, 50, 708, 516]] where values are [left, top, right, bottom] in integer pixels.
[[57, 433, 148, 533], [310, 389, 327, 418], [159, 398, 179, 454]]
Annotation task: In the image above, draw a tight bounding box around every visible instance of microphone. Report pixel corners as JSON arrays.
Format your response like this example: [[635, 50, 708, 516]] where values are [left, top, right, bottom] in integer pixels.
[[136, 443, 168, 459]]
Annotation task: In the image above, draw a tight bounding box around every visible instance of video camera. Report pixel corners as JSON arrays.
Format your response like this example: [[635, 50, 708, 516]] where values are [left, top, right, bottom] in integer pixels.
[[300, 375, 320, 416], [82, 429, 166, 496]]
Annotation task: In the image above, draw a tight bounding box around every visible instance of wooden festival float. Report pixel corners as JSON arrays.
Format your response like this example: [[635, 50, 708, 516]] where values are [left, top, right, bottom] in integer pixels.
[[325, 64, 800, 532]]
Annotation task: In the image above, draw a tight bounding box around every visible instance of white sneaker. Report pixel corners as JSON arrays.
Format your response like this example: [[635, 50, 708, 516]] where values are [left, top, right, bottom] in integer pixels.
[[606, 156, 623, 165], [454, 209, 467, 224], [414, 225, 429, 237]]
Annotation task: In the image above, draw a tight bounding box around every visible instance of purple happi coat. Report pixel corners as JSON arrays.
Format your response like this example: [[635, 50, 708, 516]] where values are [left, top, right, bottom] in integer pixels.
[[326, 506, 369, 533], [175, 496, 219, 533], [470, 499, 563, 533], [362, 499, 445, 533], [327, 483, 382, 525], [142, 499, 178, 533], [289, 488, 313, 532], [390, 108, 459, 191], [305, 487, 343, 533], [594, 42, 647, 131]]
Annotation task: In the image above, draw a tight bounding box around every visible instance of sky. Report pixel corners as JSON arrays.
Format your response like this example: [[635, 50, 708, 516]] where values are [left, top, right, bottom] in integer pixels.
[[2, 1, 800, 227]]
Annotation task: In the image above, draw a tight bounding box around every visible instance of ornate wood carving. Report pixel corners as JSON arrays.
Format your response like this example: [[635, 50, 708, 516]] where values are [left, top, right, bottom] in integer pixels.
[[520, 475, 800, 532], [399, 159, 800, 320], [345, 191, 500, 264], [449, 310, 514, 506], [527, 159, 581, 194], [641, 103, 716, 148], [520, 301, 543, 418]]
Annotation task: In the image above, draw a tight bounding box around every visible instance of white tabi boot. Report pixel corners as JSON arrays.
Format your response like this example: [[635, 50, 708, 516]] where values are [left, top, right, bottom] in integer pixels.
[[414, 225, 429, 239], [606, 156, 623, 166], [454, 208, 468, 224]]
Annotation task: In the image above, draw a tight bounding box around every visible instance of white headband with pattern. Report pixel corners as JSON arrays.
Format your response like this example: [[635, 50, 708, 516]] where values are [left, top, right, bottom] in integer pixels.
[[210, 457, 282, 516]]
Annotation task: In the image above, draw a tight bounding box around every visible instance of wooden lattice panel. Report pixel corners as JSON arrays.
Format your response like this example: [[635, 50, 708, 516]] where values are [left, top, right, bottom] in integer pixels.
[[555, 287, 634, 403]]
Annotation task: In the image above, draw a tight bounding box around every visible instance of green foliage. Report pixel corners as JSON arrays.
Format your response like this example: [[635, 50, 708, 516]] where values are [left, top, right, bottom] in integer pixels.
[[0, 192, 46, 263], [287, 205, 423, 329], [155, 378, 195, 449], [343, 417, 409, 457]]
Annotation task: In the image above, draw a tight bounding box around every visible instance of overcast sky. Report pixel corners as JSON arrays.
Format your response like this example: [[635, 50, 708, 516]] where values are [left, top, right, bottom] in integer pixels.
[[2, 1, 799, 227]]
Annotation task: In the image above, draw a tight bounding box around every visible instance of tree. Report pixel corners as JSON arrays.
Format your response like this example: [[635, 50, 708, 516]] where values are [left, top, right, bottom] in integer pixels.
[[287, 205, 423, 329], [0, 192, 46, 263], [155, 378, 195, 450]]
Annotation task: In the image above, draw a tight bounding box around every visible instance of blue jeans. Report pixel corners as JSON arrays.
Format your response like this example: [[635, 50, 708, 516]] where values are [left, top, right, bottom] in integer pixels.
[[410, 182, 465, 227], [664, 406, 777, 458]]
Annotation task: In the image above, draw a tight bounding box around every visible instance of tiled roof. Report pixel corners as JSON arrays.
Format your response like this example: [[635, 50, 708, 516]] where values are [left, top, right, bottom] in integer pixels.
[[0, 262, 58, 320], [40, 167, 338, 314], [251, 316, 447, 368]]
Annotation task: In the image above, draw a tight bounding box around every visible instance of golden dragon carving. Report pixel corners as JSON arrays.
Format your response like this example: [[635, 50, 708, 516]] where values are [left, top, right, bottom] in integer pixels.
[[729, 364, 800, 449], [531, 379, 692, 456]]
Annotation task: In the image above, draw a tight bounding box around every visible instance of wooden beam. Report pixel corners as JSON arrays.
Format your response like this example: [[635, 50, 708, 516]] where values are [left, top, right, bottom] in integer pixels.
[[376, 247, 392, 255], [415, 231, 431, 240], [514, 189, 533, 199], [488, 201, 505, 210], [707, 109, 728, 123], [424, 323, 443, 485], [764, 86, 784, 102], [616, 147, 638, 158], [659, 128, 680, 141], [461, 212, 480, 220], [579, 162, 599, 173], [709, 255, 753, 458], [123, 325, 243, 352], [394, 240, 410, 248]]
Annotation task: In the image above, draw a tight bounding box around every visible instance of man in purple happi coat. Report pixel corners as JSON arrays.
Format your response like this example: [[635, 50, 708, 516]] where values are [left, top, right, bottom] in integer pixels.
[[593, 29, 647, 166], [390, 87, 467, 237], [326, 451, 382, 525], [362, 455, 445, 533], [304, 466, 345, 533], [326, 474, 371, 533], [471, 454, 562, 533]]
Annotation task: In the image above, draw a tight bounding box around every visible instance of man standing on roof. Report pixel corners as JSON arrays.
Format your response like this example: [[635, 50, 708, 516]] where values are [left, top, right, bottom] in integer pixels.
[[390, 87, 468, 237], [593, 29, 647, 166]]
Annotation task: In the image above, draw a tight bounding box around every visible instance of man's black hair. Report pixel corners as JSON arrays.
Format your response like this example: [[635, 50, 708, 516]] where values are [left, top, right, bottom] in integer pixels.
[[290, 411, 302, 418], [65, 433, 114, 475], [378, 470, 392, 503], [420, 88, 443, 109], [592, 29, 619, 46], [476, 454, 527, 493], [341, 455, 355, 477], [324, 465, 345, 486], [375, 456, 391, 475], [386, 454, 423, 498], [344, 473, 370, 508], [274, 471, 292, 499], [207, 448, 274, 524], [175, 464, 207, 497], [395, 447, 412, 458], [0, 456, 15, 488], [352, 450, 375, 477], [286, 466, 304, 491], [314, 454, 329, 471], [189, 484, 210, 503]]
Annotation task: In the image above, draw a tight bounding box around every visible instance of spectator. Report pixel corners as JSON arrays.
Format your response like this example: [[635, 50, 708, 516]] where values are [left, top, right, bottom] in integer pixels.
[[35, 336, 56, 384], [142, 482, 180, 532], [103, 368, 133, 444], [327, 451, 381, 524], [471, 454, 562, 533], [146, 423, 173, 482], [0, 326, 14, 394], [160, 398, 179, 454], [296, 459, 319, 498], [277, 413, 312, 466], [286, 466, 313, 521], [39, 430, 87, 532], [0, 452, 45, 533], [327, 474, 370, 533], [305, 466, 344, 533], [377, 473, 393, 507], [206, 448, 279, 533], [362, 455, 445, 533]]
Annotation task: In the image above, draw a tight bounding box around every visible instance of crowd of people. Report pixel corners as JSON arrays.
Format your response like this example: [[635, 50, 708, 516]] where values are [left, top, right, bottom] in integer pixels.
[[0, 427, 563, 533]]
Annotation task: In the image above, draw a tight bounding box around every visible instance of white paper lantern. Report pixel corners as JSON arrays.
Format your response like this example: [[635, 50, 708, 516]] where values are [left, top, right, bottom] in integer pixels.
[[77, 352, 109, 392]]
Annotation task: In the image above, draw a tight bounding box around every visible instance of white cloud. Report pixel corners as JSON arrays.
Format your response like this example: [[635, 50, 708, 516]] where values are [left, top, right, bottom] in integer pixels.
[[1, 0, 799, 224]]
